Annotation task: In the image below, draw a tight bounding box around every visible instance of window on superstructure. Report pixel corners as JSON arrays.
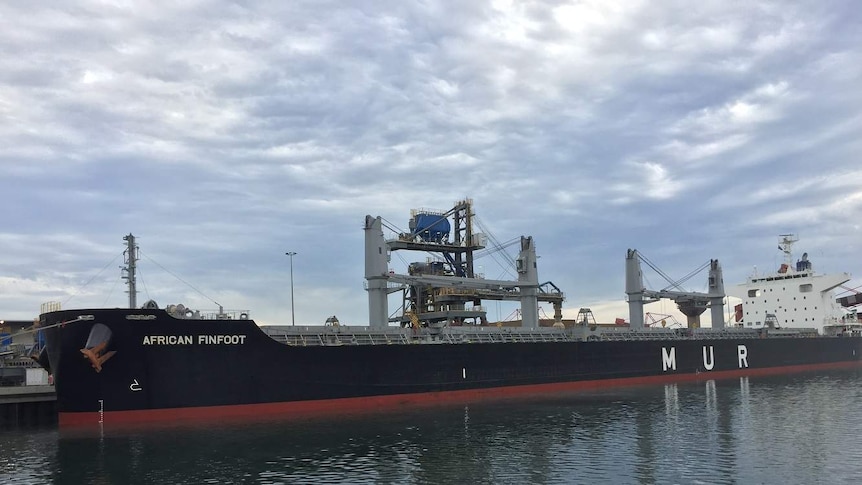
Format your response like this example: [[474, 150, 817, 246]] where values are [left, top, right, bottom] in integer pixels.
[[748, 289, 760, 297], [800, 284, 813, 293]]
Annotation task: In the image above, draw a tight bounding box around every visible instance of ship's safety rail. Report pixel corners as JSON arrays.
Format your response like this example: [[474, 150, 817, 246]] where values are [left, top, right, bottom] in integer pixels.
[[441, 327, 575, 344], [596, 328, 685, 341], [762, 328, 819, 338], [592, 327, 776, 341], [260, 325, 831, 346], [261, 326, 413, 347], [596, 327, 819, 341], [260, 325, 579, 346], [690, 328, 761, 340]]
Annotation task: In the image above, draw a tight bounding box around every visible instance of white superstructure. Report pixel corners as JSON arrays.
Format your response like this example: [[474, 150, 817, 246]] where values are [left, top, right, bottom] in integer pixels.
[[727, 235, 855, 335]]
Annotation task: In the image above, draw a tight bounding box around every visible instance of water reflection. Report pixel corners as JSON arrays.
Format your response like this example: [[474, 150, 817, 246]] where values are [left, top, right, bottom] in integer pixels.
[[664, 383, 679, 416], [3, 369, 862, 484]]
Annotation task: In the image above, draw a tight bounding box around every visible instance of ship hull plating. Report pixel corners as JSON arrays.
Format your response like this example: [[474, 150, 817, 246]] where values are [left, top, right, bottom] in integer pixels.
[[43, 309, 862, 426]]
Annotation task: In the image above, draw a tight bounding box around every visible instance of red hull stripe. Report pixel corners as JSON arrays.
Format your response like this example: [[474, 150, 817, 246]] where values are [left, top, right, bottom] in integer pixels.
[[59, 360, 862, 427]]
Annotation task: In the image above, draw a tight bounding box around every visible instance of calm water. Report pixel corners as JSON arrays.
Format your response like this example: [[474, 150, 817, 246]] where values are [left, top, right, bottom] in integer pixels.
[[3, 369, 862, 484]]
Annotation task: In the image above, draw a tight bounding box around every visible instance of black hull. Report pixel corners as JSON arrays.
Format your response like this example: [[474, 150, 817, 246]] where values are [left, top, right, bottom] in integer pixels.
[[42, 309, 862, 426]]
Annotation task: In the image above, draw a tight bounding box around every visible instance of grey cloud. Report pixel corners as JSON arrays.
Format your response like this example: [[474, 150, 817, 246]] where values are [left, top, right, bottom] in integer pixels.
[[0, 1, 860, 324]]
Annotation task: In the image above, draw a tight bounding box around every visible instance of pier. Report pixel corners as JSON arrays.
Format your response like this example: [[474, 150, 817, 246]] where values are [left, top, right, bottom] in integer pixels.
[[0, 386, 56, 426]]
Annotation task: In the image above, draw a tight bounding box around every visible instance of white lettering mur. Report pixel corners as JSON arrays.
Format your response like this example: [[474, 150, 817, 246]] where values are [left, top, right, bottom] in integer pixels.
[[702, 345, 715, 371], [662, 347, 677, 371], [737, 345, 749, 368]]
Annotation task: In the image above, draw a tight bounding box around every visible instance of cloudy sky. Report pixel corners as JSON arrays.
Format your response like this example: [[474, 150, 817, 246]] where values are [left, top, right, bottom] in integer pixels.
[[1, 0, 860, 327]]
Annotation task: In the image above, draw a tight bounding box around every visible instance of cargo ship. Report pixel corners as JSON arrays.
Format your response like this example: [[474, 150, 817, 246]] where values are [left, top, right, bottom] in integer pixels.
[[38, 201, 862, 426]]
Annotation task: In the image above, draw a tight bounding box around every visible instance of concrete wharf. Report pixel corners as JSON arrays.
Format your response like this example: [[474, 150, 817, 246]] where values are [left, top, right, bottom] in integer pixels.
[[0, 386, 57, 426]]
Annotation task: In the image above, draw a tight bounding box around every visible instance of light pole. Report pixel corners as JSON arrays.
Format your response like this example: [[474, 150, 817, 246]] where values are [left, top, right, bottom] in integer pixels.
[[286, 252, 297, 326]]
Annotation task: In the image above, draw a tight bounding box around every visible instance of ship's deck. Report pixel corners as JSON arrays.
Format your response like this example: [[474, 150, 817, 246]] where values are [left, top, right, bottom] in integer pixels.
[[259, 325, 821, 347]]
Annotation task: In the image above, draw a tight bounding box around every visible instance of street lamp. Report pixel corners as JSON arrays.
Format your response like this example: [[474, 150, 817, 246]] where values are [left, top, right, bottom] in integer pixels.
[[285, 252, 297, 326]]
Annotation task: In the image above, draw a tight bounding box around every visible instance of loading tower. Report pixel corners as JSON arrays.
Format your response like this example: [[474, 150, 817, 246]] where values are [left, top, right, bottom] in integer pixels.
[[364, 199, 563, 329]]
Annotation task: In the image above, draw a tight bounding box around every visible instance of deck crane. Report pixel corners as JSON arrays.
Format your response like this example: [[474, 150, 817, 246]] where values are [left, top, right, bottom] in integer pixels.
[[625, 249, 725, 329]]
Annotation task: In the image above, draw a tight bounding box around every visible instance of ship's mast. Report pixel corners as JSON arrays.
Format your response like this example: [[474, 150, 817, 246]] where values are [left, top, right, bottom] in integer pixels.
[[778, 234, 798, 268], [122, 234, 139, 309]]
